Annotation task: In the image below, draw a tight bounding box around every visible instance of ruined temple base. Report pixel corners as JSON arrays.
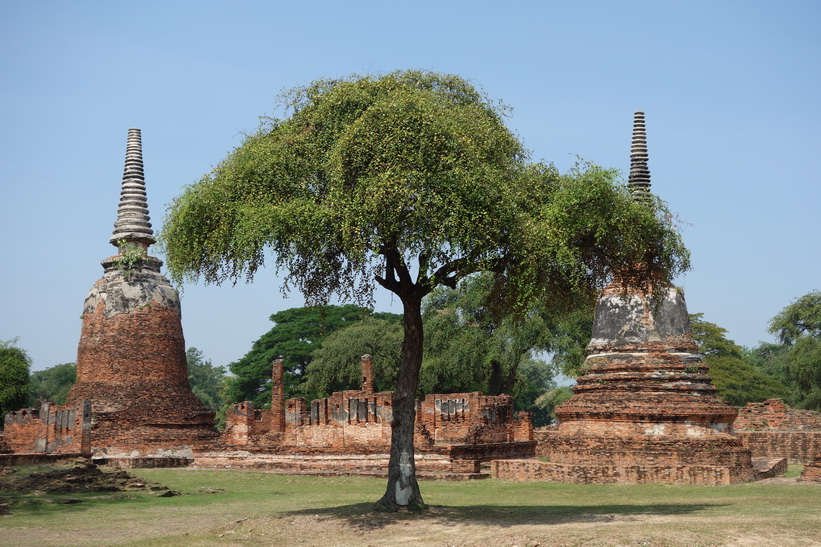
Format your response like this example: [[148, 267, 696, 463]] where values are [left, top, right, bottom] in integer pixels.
[[491, 457, 785, 485], [491, 430, 779, 485], [799, 456, 821, 482], [192, 441, 536, 481]]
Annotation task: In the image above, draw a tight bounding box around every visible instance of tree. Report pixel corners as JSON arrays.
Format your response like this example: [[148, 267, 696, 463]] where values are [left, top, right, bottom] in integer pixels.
[[510, 357, 559, 427], [689, 314, 790, 405], [186, 347, 227, 414], [161, 71, 689, 509], [301, 317, 403, 400], [420, 273, 592, 397], [534, 386, 574, 425], [1, 340, 32, 422], [28, 362, 76, 406], [223, 304, 393, 408], [768, 291, 821, 410]]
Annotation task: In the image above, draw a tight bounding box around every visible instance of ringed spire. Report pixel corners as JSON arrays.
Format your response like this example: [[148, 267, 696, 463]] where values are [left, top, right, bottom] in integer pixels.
[[628, 111, 652, 204], [110, 128, 155, 249]]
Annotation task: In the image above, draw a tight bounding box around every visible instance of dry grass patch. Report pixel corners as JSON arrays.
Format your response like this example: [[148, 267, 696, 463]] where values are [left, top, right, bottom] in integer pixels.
[[1, 466, 819, 546]]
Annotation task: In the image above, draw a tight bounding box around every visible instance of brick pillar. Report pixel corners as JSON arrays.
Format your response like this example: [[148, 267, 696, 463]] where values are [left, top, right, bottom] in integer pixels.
[[271, 358, 286, 432], [361, 354, 374, 394]]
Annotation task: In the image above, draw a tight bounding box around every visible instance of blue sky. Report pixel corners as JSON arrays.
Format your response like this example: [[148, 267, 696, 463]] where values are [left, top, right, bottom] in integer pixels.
[[1, 1, 819, 372]]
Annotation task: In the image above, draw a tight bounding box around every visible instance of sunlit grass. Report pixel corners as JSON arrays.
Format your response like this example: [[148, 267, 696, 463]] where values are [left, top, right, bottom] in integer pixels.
[[1, 467, 819, 546]]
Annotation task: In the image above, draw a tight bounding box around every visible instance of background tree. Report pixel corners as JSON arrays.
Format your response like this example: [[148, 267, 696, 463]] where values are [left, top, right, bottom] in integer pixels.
[[533, 386, 574, 425], [28, 362, 76, 405], [767, 291, 821, 410], [510, 357, 559, 427], [689, 313, 790, 406], [301, 317, 403, 400], [186, 347, 227, 412], [420, 273, 592, 397], [161, 71, 689, 509], [223, 304, 395, 408], [1, 340, 32, 423]]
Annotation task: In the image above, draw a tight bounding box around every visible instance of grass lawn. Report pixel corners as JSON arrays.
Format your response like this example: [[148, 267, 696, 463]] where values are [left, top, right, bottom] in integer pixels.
[[1, 465, 819, 546]]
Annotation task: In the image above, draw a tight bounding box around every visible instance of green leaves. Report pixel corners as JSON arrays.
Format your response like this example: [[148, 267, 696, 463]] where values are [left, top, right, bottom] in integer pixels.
[[769, 291, 821, 346], [765, 291, 821, 409], [162, 71, 689, 313], [1, 340, 31, 418], [689, 314, 791, 406], [222, 305, 397, 406]]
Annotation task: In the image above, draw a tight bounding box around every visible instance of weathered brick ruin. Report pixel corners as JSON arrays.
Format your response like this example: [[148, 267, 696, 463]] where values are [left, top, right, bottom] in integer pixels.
[[495, 279, 764, 484], [60, 129, 218, 461], [3, 401, 91, 457], [493, 113, 775, 485], [195, 355, 535, 477], [4, 121, 812, 487], [800, 456, 821, 482], [732, 398, 821, 468]]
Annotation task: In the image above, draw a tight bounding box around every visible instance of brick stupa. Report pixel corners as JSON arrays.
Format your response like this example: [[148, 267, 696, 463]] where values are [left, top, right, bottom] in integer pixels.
[[535, 112, 757, 484], [67, 129, 218, 460]]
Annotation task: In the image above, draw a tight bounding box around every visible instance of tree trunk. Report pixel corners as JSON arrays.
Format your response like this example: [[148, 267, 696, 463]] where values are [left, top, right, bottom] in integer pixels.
[[376, 292, 425, 510]]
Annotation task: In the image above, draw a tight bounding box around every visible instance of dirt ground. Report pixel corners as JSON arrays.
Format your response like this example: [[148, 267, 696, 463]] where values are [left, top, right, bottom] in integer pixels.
[[1, 464, 819, 546]]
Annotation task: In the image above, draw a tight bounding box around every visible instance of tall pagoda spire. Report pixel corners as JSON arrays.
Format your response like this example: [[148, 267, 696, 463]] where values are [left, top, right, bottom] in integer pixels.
[[110, 128, 155, 250], [628, 111, 652, 204]]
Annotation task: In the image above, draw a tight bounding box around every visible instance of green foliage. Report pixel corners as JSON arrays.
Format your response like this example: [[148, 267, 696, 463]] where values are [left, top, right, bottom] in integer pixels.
[[161, 71, 689, 309], [0, 339, 32, 421], [744, 342, 790, 384], [302, 317, 403, 400], [417, 273, 589, 423], [223, 305, 399, 407], [766, 291, 821, 410], [186, 347, 227, 416], [689, 312, 743, 359], [28, 362, 76, 405], [419, 273, 589, 395], [511, 358, 559, 427], [704, 356, 791, 406], [160, 71, 690, 507], [689, 314, 790, 405], [112, 240, 146, 279], [769, 291, 821, 345], [534, 386, 574, 425]]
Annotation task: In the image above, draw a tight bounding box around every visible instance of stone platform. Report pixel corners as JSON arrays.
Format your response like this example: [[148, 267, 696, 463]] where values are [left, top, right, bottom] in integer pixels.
[[190, 448, 523, 480], [491, 456, 785, 485]]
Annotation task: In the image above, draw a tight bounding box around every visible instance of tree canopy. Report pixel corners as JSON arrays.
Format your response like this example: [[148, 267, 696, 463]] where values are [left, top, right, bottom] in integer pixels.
[[689, 313, 790, 406], [767, 291, 821, 409], [419, 272, 589, 397], [161, 71, 690, 509], [186, 348, 227, 413], [301, 317, 403, 400], [28, 362, 76, 406], [1, 340, 32, 421], [223, 304, 397, 408]]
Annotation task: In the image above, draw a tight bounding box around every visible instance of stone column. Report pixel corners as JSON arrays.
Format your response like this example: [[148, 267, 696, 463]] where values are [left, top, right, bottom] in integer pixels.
[[271, 358, 286, 432], [361, 354, 374, 394]]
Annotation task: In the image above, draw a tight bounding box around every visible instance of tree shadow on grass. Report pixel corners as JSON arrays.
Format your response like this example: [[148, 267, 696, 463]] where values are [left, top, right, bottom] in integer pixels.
[[282, 501, 728, 531]]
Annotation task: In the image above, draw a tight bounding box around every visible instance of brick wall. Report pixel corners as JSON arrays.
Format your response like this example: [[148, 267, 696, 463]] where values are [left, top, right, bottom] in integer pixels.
[[736, 431, 821, 464], [734, 399, 821, 431], [223, 386, 532, 452], [800, 456, 821, 482], [3, 401, 91, 455], [732, 399, 821, 464], [491, 458, 754, 485]]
